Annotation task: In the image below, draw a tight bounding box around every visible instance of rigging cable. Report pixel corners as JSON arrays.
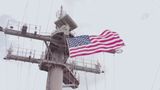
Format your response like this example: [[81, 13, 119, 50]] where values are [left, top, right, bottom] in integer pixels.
[[32, 69, 38, 90], [16, 62, 20, 90], [102, 52, 107, 90], [35, 0, 40, 24], [94, 74, 97, 90], [45, 0, 55, 33], [27, 35, 35, 90], [34, 0, 41, 36], [25, 63, 31, 90], [21, 0, 30, 23], [4, 34, 8, 90], [17, 25, 23, 90], [92, 55, 97, 90], [151, 64, 160, 90], [85, 72, 89, 90], [4, 34, 8, 55], [112, 54, 116, 90]]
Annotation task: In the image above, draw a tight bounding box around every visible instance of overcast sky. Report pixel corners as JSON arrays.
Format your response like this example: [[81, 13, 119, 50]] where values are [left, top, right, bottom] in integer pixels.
[[0, 0, 160, 90]]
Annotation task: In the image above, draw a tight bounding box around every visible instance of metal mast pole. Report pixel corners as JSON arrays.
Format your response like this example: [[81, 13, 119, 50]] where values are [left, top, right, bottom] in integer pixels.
[[44, 43, 68, 90], [47, 66, 63, 90], [45, 7, 69, 90]]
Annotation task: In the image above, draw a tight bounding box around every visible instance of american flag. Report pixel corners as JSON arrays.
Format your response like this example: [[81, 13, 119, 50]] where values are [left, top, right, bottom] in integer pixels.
[[66, 30, 125, 58]]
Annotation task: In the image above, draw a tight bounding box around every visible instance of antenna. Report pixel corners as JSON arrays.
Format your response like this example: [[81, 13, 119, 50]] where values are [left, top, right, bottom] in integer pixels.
[[60, 5, 63, 18], [56, 6, 66, 19]]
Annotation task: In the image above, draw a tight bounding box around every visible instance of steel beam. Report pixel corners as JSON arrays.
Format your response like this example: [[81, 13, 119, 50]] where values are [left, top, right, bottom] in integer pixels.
[[4, 54, 102, 74], [0, 28, 65, 47], [3, 28, 51, 41]]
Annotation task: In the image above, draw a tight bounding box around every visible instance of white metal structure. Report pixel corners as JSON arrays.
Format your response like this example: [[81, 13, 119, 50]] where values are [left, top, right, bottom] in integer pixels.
[[0, 9, 103, 90]]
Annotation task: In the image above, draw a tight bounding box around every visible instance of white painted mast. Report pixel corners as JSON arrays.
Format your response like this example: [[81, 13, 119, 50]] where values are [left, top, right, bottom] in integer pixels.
[[0, 7, 103, 90]]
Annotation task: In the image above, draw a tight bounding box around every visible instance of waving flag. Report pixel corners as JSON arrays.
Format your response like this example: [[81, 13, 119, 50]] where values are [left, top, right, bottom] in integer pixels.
[[66, 30, 125, 58]]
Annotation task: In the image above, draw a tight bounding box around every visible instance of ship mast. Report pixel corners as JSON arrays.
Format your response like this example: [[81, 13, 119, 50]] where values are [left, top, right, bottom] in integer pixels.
[[0, 7, 103, 90]]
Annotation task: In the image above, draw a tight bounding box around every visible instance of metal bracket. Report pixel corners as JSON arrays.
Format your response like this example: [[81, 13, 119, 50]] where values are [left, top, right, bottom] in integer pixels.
[[0, 26, 3, 31], [52, 24, 70, 36]]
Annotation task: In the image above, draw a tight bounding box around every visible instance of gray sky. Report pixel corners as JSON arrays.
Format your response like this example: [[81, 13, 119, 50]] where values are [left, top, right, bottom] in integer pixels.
[[0, 0, 160, 90]]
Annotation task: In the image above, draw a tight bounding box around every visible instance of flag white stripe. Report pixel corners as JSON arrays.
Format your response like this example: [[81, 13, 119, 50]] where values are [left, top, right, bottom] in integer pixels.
[[70, 42, 124, 53], [100, 30, 118, 36], [70, 38, 123, 50], [90, 35, 120, 42], [100, 30, 110, 35], [70, 46, 122, 57], [90, 34, 119, 39]]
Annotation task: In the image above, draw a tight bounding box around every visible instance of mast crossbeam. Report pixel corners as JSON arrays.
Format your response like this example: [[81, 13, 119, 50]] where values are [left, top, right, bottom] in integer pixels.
[[4, 54, 102, 74]]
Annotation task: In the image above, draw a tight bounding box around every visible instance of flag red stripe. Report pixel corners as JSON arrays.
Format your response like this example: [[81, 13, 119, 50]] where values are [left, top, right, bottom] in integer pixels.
[[90, 37, 120, 43], [70, 46, 123, 57], [100, 30, 118, 37], [70, 39, 124, 51], [70, 44, 123, 54], [100, 30, 111, 36], [70, 50, 115, 57], [70, 42, 124, 53], [90, 34, 118, 40]]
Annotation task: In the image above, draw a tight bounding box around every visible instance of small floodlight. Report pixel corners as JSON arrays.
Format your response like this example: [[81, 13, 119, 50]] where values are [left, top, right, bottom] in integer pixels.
[[115, 49, 123, 54], [10, 26, 14, 29], [0, 26, 3, 31], [21, 24, 28, 34]]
